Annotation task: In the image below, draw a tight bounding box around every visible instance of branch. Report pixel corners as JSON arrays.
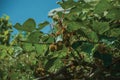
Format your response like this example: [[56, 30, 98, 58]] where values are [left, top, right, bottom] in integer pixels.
[[19, 40, 51, 45]]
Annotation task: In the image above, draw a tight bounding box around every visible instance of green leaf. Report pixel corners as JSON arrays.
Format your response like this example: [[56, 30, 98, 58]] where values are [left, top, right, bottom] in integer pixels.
[[102, 54, 112, 67], [44, 47, 49, 56], [22, 43, 34, 52], [22, 18, 36, 32], [92, 21, 110, 34], [65, 21, 83, 31], [38, 21, 49, 30], [106, 7, 120, 20], [45, 57, 58, 70], [41, 35, 50, 42], [84, 29, 98, 42], [0, 49, 7, 59], [0, 45, 7, 49], [27, 31, 43, 43], [94, 0, 111, 14], [72, 41, 82, 49], [58, 0, 76, 9], [81, 42, 94, 54], [46, 37, 54, 43], [14, 23, 23, 31], [34, 44, 47, 55], [48, 58, 63, 72], [108, 28, 120, 37], [93, 51, 112, 67], [14, 18, 36, 32]]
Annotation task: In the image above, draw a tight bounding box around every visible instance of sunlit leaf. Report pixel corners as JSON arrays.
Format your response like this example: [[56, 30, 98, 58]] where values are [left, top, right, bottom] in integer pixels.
[[46, 37, 54, 43], [22, 43, 34, 52], [14, 23, 22, 31], [38, 21, 49, 30], [27, 31, 43, 43], [57, 0, 76, 9], [106, 7, 120, 20], [65, 21, 83, 31], [92, 21, 110, 34], [94, 0, 111, 14], [22, 18, 36, 32], [107, 28, 120, 37], [84, 29, 98, 42], [14, 18, 36, 32]]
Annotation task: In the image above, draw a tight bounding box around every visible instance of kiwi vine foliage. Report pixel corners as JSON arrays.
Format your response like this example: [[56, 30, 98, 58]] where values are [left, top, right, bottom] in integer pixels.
[[0, 0, 120, 80]]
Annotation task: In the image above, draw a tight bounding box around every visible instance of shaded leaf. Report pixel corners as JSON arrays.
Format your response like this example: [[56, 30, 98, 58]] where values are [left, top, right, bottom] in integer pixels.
[[44, 47, 49, 56], [81, 42, 94, 54], [72, 41, 82, 49], [45, 57, 58, 70], [93, 51, 112, 67]]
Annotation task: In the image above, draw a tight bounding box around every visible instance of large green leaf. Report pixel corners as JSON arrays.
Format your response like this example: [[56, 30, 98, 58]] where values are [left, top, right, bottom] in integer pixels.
[[93, 51, 112, 67], [14, 18, 36, 32], [108, 28, 120, 37], [0, 49, 7, 59], [48, 58, 63, 72], [41, 35, 50, 42], [94, 0, 111, 14], [14, 23, 23, 31], [92, 21, 110, 34], [72, 41, 82, 49], [34, 44, 47, 56], [38, 21, 49, 30], [0, 45, 7, 49], [81, 42, 94, 54], [106, 7, 120, 20], [45, 37, 54, 43], [57, 0, 76, 9], [65, 21, 83, 31], [27, 31, 43, 43], [45, 57, 58, 70], [84, 29, 98, 42], [22, 43, 34, 52], [22, 18, 36, 32]]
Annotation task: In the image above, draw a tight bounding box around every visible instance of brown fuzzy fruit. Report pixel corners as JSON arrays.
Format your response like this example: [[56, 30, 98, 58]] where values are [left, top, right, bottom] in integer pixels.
[[56, 31, 61, 36], [56, 41, 63, 51], [97, 43, 108, 54], [49, 43, 57, 52]]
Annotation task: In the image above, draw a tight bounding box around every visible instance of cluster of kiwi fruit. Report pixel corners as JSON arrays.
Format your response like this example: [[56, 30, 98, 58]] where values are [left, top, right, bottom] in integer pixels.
[[49, 27, 76, 52]]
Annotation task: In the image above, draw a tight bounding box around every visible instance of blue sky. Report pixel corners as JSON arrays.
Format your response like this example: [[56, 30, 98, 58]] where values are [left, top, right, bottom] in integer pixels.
[[0, 0, 60, 33]]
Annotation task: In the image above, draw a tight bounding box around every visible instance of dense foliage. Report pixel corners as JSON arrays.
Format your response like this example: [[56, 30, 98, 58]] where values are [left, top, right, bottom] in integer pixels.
[[0, 0, 120, 80]]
